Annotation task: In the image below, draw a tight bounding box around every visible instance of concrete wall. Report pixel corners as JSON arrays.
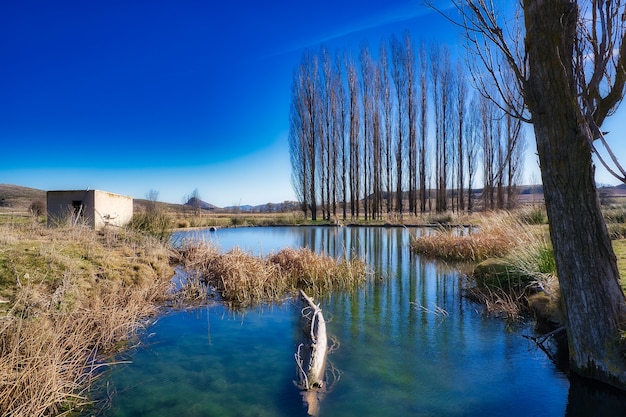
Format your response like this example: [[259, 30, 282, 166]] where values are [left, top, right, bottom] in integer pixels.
[[92, 190, 133, 229], [47, 190, 133, 230]]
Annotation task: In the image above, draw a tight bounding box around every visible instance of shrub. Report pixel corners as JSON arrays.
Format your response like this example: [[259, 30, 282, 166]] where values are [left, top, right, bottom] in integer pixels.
[[604, 207, 626, 224], [29, 200, 46, 217], [128, 209, 172, 242]]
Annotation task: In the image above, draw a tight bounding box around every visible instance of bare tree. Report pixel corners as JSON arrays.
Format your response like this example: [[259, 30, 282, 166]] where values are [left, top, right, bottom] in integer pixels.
[[391, 35, 407, 214], [360, 44, 373, 219], [289, 66, 309, 217], [336, 52, 349, 221], [320, 47, 332, 221], [431, 44, 453, 212], [455, 62, 468, 212], [478, 92, 497, 209], [398, 33, 417, 216], [379, 41, 395, 213], [505, 112, 525, 209], [288, 51, 320, 220], [146, 189, 159, 213], [442, 0, 626, 388], [465, 94, 481, 213], [347, 55, 361, 218], [418, 41, 429, 213], [371, 64, 384, 219]]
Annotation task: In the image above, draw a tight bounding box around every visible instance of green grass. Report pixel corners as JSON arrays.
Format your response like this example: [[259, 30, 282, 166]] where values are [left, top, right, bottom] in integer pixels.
[[613, 239, 626, 292]]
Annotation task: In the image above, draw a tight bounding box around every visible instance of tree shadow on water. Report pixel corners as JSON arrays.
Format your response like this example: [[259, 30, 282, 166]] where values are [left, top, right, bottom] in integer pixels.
[[566, 374, 626, 417]]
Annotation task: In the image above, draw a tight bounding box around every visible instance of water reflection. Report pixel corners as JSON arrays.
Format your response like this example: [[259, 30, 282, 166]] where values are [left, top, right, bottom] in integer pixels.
[[95, 227, 626, 416]]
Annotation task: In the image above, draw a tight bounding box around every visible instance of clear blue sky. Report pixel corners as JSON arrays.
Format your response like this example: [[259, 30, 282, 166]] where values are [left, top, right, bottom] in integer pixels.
[[1, 1, 624, 206]]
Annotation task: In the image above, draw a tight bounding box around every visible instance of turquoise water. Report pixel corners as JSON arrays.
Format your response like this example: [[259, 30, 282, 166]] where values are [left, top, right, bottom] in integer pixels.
[[96, 227, 626, 416]]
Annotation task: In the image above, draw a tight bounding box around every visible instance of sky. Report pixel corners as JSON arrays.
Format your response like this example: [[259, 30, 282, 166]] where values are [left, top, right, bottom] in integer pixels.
[[1, 1, 625, 206]]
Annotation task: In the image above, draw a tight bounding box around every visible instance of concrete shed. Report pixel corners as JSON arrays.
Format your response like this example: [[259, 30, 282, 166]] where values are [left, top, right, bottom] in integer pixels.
[[47, 189, 133, 230]]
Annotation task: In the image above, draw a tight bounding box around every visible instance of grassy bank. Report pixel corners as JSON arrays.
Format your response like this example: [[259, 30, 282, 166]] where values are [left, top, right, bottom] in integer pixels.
[[411, 207, 626, 323], [0, 216, 371, 416], [0, 221, 174, 416], [410, 210, 558, 320]]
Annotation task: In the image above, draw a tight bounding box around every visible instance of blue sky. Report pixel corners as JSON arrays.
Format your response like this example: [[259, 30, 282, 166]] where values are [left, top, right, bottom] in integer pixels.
[[1, 1, 624, 206]]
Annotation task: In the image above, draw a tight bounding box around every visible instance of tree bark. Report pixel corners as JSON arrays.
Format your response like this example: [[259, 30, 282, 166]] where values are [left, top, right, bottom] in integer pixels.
[[524, 0, 626, 388]]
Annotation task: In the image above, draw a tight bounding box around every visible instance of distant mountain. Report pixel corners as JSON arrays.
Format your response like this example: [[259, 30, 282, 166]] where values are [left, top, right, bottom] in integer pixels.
[[184, 197, 219, 211]]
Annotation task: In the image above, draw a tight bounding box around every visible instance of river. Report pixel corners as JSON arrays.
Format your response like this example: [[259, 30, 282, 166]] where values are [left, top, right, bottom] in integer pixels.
[[94, 226, 626, 416]]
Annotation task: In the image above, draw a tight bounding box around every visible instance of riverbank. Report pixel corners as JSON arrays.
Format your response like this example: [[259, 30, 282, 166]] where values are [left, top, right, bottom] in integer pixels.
[[0, 221, 174, 416], [410, 209, 626, 325], [0, 218, 368, 416]]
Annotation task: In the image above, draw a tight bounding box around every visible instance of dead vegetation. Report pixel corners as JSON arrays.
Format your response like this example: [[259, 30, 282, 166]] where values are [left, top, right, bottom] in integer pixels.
[[0, 221, 174, 417], [175, 241, 368, 307], [410, 211, 559, 321], [409, 212, 529, 262]]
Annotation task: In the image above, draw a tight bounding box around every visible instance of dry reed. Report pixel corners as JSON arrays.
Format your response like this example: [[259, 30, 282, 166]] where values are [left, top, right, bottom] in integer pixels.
[[0, 222, 174, 417], [410, 213, 529, 262], [410, 212, 559, 321], [175, 242, 367, 307]]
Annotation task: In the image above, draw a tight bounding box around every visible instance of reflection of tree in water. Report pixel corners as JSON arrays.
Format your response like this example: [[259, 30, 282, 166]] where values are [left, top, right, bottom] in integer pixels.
[[566, 374, 626, 417]]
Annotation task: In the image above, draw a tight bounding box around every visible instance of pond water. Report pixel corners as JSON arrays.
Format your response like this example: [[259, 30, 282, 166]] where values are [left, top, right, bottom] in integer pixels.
[[96, 226, 626, 417]]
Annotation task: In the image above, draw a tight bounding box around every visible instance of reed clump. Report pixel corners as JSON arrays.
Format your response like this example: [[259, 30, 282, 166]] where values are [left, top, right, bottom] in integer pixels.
[[410, 213, 528, 262], [175, 241, 367, 307], [268, 247, 367, 294], [0, 222, 174, 417]]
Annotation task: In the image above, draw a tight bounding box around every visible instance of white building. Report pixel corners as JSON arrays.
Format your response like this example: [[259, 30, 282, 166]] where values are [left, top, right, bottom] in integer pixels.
[[47, 189, 133, 230]]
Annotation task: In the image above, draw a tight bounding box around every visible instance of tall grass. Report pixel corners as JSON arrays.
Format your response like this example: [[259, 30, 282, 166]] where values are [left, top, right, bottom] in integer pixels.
[[128, 203, 173, 242], [410, 212, 559, 320], [175, 241, 367, 307], [0, 222, 174, 416], [410, 213, 528, 262], [467, 235, 558, 321]]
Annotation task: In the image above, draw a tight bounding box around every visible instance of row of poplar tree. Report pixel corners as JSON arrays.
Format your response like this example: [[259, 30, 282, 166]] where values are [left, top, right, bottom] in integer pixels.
[[288, 32, 526, 221]]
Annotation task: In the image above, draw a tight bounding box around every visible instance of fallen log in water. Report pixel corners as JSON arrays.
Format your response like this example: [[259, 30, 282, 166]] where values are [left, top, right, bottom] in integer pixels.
[[295, 290, 328, 416]]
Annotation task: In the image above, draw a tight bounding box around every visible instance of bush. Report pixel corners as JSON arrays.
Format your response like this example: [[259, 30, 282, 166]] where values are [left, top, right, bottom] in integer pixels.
[[29, 200, 46, 217], [128, 209, 172, 242]]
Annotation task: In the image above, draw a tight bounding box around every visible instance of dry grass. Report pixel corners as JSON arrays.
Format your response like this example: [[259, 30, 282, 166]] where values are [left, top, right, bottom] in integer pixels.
[[175, 241, 367, 307], [410, 212, 530, 262], [0, 222, 174, 417], [269, 247, 367, 294], [409, 211, 560, 321]]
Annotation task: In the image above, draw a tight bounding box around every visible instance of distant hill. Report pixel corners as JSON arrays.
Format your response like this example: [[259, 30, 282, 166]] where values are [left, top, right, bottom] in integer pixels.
[[0, 184, 46, 211], [11, 182, 626, 215], [224, 201, 301, 213], [184, 196, 219, 211]]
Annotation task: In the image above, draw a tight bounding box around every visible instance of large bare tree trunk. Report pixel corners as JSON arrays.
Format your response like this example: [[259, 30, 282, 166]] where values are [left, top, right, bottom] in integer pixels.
[[525, 0, 626, 388]]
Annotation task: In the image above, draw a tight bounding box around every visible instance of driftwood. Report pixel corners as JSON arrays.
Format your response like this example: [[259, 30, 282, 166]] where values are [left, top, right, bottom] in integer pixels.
[[295, 290, 328, 416]]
